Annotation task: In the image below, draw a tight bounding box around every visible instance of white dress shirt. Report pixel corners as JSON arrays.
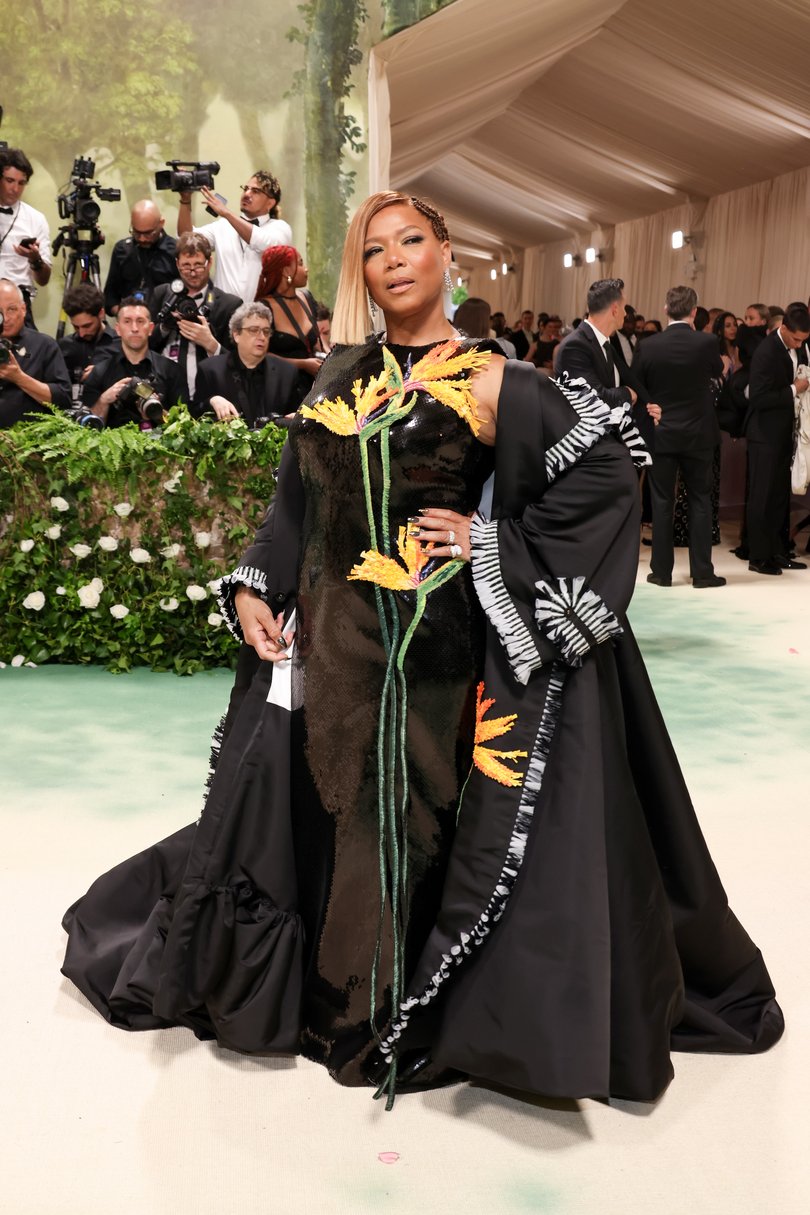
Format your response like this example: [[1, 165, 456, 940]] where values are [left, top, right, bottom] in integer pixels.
[[0, 200, 52, 293], [193, 213, 293, 302]]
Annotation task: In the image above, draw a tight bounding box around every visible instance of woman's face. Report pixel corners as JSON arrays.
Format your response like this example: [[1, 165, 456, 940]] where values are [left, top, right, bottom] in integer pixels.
[[363, 204, 449, 318], [291, 253, 308, 289], [643, 321, 658, 334], [723, 314, 738, 342]]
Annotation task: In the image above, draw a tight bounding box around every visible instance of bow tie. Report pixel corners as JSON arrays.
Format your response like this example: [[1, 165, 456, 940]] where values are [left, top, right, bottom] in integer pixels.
[[248, 218, 260, 226], [0, 206, 14, 215]]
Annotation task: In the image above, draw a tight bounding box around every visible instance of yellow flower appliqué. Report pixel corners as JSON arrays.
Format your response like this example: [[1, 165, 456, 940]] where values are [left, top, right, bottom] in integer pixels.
[[348, 526, 432, 591], [407, 341, 491, 437], [301, 364, 396, 435], [472, 681, 527, 788]]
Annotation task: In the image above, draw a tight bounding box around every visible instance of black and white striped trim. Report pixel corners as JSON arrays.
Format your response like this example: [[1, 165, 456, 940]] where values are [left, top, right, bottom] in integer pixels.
[[534, 576, 623, 667], [470, 514, 544, 686], [199, 711, 227, 820], [547, 374, 650, 482], [377, 667, 567, 1062], [218, 564, 269, 640]]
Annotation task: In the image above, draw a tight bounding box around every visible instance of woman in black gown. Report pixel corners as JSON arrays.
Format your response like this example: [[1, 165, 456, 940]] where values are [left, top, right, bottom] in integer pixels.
[[62, 192, 783, 1109], [255, 245, 325, 404]]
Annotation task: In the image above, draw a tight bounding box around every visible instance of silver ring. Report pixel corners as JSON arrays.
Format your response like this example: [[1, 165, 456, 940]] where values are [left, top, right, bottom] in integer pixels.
[[447, 529, 455, 543], [450, 543, 463, 558]]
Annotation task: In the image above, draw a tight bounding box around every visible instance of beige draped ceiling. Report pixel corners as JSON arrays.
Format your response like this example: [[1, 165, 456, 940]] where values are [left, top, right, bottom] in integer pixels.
[[369, 0, 810, 320]]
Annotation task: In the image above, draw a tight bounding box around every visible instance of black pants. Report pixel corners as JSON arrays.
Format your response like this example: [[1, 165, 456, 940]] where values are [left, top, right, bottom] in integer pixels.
[[746, 440, 791, 563], [649, 449, 715, 581]]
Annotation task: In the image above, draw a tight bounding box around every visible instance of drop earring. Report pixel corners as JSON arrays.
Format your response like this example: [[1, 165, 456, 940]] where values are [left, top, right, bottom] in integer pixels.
[[368, 292, 379, 329], [443, 269, 453, 293]]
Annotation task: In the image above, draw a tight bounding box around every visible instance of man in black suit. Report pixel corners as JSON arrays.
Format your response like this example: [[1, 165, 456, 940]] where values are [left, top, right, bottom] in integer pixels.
[[555, 277, 655, 444], [744, 302, 810, 575], [634, 286, 725, 588], [150, 232, 241, 401], [191, 301, 301, 427]]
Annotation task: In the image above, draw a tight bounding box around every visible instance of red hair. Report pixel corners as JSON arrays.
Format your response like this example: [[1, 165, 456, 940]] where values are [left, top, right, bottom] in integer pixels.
[[256, 245, 298, 299]]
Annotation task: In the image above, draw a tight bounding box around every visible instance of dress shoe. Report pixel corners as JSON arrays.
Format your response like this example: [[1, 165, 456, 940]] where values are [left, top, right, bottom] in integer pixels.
[[773, 555, 807, 570], [731, 546, 749, 561], [646, 574, 671, 586], [693, 575, 726, 588], [748, 560, 782, 576]]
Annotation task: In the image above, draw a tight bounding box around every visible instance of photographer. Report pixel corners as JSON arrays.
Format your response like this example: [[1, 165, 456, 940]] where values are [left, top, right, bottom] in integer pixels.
[[59, 284, 119, 397], [103, 201, 177, 315], [0, 280, 71, 427], [83, 296, 184, 427], [190, 301, 299, 427], [177, 171, 292, 304], [0, 148, 52, 326], [149, 233, 240, 398]]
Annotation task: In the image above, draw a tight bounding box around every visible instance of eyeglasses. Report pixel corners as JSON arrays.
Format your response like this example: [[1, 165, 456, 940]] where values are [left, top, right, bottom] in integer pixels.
[[178, 261, 208, 272], [239, 326, 271, 337], [240, 185, 271, 197]]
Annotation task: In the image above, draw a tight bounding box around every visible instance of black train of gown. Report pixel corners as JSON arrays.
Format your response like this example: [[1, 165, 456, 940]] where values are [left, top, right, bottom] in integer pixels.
[[62, 347, 783, 1103]]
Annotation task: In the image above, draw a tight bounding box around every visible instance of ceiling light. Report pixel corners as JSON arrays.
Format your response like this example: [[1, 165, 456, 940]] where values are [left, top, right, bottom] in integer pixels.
[[563, 252, 574, 269], [501, 262, 508, 275], [585, 247, 597, 264], [671, 230, 684, 250], [490, 268, 498, 281]]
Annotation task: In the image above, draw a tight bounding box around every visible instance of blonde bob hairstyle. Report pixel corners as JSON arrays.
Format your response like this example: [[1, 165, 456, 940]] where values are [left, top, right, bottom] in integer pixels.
[[331, 191, 450, 345]]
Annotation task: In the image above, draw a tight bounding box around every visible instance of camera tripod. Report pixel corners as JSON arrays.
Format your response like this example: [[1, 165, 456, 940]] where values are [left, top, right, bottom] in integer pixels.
[[54, 227, 104, 340]]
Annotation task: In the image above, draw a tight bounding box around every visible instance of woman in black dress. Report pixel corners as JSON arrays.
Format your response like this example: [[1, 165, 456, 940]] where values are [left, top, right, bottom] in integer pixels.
[[62, 192, 783, 1109], [256, 245, 325, 403]]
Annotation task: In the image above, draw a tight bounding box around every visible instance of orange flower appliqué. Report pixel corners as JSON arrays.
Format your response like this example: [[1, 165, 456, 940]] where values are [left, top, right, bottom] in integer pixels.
[[348, 526, 432, 591], [301, 364, 397, 435], [405, 341, 491, 437], [472, 681, 527, 788]]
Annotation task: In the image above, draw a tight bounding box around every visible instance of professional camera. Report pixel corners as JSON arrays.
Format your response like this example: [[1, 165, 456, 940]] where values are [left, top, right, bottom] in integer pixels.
[[155, 160, 220, 194], [56, 156, 121, 230], [64, 404, 104, 430], [115, 376, 164, 424]]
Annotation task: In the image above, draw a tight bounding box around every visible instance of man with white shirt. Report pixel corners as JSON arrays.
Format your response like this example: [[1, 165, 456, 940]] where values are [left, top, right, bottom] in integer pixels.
[[744, 303, 810, 575], [634, 285, 725, 588], [177, 170, 292, 303], [0, 148, 52, 326], [149, 232, 240, 399]]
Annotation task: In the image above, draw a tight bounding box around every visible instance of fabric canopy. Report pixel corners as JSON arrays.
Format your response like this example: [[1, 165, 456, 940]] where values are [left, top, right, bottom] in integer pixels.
[[370, 0, 810, 319]]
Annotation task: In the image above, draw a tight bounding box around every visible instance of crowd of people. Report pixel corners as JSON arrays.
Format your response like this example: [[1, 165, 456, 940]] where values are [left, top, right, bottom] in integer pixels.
[[464, 287, 810, 579], [2, 143, 807, 581], [0, 148, 330, 431]]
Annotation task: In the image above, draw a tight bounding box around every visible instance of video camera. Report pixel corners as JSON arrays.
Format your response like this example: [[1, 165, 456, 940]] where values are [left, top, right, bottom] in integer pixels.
[[53, 156, 121, 257], [155, 160, 220, 194], [0, 309, 12, 366]]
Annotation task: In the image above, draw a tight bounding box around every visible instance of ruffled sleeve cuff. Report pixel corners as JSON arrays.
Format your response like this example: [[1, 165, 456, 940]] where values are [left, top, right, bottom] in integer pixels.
[[217, 564, 270, 640], [469, 515, 545, 686], [534, 576, 623, 667]]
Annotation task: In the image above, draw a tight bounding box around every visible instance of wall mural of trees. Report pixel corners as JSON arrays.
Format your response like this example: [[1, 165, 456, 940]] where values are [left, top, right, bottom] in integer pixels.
[[2, 0, 451, 324]]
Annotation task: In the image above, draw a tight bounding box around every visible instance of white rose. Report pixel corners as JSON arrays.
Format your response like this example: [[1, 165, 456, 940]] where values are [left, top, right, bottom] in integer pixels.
[[160, 543, 182, 559], [162, 475, 181, 494], [185, 584, 207, 602], [91, 577, 104, 591], [113, 502, 133, 517], [207, 612, 224, 628], [110, 604, 130, 619], [23, 591, 46, 611], [207, 578, 222, 593], [19, 539, 34, 552], [159, 597, 180, 611], [69, 543, 92, 558], [46, 525, 62, 540], [130, 547, 151, 564], [77, 582, 101, 609], [50, 496, 70, 512], [194, 531, 211, 548], [97, 536, 118, 552], [11, 655, 25, 667], [56, 586, 67, 595]]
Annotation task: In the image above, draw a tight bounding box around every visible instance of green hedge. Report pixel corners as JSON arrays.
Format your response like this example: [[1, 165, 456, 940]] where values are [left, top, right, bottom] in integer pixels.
[[0, 409, 285, 674]]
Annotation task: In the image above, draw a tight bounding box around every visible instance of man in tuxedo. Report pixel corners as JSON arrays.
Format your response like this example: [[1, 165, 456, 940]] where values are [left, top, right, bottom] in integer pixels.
[[744, 302, 810, 575], [612, 304, 637, 366], [150, 232, 241, 400], [634, 285, 725, 588], [191, 301, 300, 427], [555, 277, 655, 444], [509, 310, 536, 360]]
